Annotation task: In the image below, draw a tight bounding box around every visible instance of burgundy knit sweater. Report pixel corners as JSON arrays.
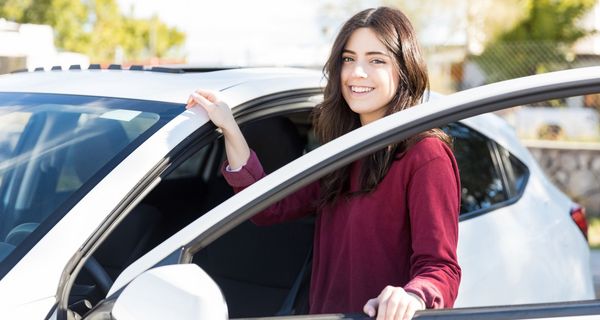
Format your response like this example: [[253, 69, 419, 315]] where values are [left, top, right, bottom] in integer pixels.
[[222, 137, 461, 314]]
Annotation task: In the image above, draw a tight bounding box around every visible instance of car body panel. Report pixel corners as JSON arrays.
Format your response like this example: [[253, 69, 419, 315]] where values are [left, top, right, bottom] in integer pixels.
[[0, 68, 323, 105]]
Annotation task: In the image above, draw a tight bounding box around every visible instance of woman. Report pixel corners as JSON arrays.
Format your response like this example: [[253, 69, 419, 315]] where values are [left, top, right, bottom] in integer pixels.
[[186, 7, 461, 320]]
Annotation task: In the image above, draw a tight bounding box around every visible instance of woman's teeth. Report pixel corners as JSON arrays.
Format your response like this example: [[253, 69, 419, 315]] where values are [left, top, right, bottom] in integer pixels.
[[351, 86, 374, 93]]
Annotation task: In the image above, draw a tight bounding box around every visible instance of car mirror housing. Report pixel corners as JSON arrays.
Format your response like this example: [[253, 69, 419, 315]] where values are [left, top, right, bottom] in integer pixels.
[[111, 264, 228, 320]]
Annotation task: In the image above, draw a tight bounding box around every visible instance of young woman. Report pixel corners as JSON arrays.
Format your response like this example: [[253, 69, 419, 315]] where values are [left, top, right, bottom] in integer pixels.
[[186, 7, 461, 320]]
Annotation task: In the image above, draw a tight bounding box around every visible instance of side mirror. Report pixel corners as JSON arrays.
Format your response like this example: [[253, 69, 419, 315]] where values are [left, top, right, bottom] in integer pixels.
[[111, 264, 228, 320]]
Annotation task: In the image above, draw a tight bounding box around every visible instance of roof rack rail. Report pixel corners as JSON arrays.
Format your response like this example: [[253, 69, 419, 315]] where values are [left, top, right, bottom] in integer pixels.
[[34, 67, 44, 72], [69, 65, 82, 70], [10, 69, 27, 73], [149, 66, 184, 74], [89, 64, 101, 70], [108, 64, 122, 70], [51, 66, 62, 71], [146, 65, 240, 74], [178, 67, 240, 73], [129, 65, 144, 71]]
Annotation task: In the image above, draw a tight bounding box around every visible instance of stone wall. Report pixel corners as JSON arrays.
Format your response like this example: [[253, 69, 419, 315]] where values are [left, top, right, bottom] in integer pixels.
[[525, 140, 600, 217]]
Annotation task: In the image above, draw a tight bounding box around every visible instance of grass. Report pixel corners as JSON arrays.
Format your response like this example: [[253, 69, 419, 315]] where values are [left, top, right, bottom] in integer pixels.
[[589, 217, 600, 250]]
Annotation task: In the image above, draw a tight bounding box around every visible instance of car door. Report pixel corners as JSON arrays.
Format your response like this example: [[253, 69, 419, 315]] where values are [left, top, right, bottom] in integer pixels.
[[74, 66, 600, 320]]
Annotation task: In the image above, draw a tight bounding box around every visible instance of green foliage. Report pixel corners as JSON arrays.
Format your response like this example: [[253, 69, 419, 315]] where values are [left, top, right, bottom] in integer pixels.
[[0, 0, 185, 63], [474, 0, 596, 83]]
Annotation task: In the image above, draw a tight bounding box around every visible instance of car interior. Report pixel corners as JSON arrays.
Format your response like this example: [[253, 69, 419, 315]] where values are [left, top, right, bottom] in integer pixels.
[[72, 110, 317, 318], [71, 107, 530, 318]]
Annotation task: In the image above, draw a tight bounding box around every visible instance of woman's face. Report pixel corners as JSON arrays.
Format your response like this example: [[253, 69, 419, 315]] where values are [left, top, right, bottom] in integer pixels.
[[341, 27, 399, 125]]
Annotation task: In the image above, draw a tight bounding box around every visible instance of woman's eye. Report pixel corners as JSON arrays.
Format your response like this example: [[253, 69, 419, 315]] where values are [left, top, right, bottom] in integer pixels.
[[371, 59, 385, 64], [342, 56, 353, 63]]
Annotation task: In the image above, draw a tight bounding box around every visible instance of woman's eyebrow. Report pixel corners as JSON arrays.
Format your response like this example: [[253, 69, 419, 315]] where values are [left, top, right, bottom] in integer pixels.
[[343, 49, 389, 56]]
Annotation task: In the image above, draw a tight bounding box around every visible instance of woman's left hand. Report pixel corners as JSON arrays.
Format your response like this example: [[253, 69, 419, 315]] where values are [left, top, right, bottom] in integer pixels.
[[363, 286, 425, 320]]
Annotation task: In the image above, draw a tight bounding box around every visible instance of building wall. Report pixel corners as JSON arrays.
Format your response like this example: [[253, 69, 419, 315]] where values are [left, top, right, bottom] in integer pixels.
[[0, 19, 88, 74], [527, 142, 600, 218]]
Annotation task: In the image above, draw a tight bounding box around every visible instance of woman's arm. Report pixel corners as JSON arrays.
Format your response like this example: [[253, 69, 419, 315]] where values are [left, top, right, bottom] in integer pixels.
[[187, 89, 319, 225], [403, 147, 462, 309], [187, 89, 250, 169]]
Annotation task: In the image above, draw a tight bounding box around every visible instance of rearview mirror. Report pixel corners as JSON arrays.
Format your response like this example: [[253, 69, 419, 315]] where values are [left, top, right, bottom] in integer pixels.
[[111, 264, 228, 320]]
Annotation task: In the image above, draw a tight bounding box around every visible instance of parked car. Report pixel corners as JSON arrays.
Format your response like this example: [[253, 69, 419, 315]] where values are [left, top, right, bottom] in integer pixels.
[[0, 65, 597, 320]]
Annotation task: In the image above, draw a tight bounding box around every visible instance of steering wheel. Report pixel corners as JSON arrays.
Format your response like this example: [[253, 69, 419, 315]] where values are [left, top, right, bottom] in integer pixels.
[[83, 256, 113, 296], [4, 223, 113, 295]]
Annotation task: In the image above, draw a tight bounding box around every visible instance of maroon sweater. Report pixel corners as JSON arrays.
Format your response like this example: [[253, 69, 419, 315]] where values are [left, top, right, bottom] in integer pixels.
[[222, 137, 461, 314]]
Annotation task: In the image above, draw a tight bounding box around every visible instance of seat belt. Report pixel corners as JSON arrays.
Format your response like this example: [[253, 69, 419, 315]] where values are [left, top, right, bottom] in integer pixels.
[[276, 247, 312, 316]]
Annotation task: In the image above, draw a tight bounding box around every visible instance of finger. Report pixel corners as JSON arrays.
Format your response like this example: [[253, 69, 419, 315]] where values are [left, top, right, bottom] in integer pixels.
[[403, 303, 417, 320], [385, 290, 406, 320], [363, 298, 378, 318], [190, 92, 215, 110], [377, 287, 394, 320], [194, 89, 218, 103], [392, 295, 409, 320], [185, 95, 197, 109]]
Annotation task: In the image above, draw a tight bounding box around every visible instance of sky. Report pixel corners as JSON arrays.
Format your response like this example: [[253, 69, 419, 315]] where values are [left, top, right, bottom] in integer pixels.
[[116, 0, 381, 66]]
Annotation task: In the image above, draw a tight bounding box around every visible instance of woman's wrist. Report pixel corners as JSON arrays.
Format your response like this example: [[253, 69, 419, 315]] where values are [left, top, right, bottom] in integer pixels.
[[219, 118, 241, 138]]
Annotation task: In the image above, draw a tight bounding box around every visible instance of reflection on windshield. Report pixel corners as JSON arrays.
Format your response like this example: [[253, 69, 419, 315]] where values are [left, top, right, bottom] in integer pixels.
[[0, 102, 160, 267]]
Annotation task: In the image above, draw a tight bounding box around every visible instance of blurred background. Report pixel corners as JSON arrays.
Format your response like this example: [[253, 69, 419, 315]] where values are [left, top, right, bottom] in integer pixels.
[[2, 0, 600, 245]]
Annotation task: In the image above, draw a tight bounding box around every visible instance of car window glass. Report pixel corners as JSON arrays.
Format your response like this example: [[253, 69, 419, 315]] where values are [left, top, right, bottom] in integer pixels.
[[443, 123, 508, 215], [0, 111, 30, 186], [164, 145, 211, 180], [508, 154, 527, 193], [0, 93, 180, 274]]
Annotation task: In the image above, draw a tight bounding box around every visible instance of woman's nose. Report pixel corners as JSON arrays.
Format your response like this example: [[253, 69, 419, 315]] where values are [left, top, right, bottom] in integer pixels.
[[351, 63, 368, 78]]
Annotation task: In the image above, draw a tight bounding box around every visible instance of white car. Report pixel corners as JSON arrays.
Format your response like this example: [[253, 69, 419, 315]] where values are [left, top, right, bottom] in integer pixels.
[[0, 65, 596, 320]]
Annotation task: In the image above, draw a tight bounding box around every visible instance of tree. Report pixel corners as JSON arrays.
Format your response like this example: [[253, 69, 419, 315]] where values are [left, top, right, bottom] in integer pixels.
[[474, 0, 596, 83], [0, 0, 185, 63]]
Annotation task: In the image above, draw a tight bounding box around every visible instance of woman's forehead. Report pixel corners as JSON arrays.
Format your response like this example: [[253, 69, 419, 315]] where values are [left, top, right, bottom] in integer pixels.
[[344, 28, 390, 55]]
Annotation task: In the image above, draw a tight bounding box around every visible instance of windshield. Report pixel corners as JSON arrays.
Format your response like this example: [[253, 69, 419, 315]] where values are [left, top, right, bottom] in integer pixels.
[[0, 92, 181, 276]]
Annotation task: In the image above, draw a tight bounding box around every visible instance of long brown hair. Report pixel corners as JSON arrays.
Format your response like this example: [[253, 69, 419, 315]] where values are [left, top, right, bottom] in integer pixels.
[[313, 7, 451, 205]]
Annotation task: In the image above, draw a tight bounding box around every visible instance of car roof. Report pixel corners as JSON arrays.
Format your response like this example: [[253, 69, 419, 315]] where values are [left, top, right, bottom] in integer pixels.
[[0, 66, 529, 161], [0, 67, 324, 106]]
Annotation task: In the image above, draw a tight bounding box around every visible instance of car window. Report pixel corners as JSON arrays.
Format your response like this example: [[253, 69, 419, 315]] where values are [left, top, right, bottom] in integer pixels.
[[444, 123, 509, 216], [507, 153, 527, 193], [0, 93, 181, 277]]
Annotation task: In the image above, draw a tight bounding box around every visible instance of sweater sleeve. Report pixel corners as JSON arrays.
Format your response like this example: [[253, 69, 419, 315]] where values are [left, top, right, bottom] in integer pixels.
[[221, 149, 319, 226], [403, 152, 462, 309]]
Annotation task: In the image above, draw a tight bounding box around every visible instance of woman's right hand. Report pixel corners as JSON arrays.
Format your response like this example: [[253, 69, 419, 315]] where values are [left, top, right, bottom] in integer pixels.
[[186, 89, 250, 170], [186, 89, 236, 131]]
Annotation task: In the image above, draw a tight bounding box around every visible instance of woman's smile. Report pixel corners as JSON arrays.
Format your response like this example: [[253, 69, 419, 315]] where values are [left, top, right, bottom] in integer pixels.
[[349, 85, 375, 95]]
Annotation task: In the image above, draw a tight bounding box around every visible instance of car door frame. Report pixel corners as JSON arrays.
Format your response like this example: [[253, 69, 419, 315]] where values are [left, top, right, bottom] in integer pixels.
[[74, 66, 600, 319], [50, 88, 323, 319]]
